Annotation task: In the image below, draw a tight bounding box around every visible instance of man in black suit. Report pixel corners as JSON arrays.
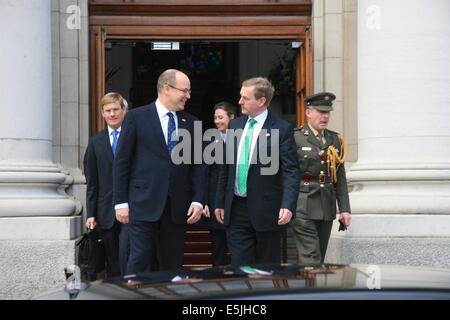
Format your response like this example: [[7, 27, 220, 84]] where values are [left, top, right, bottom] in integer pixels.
[[113, 69, 206, 274], [215, 77, 300, 266], [85, 92, 129, 277]]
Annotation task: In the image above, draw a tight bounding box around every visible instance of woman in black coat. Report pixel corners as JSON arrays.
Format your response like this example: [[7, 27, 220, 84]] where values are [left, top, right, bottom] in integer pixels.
[[200, 101, 237, 266]]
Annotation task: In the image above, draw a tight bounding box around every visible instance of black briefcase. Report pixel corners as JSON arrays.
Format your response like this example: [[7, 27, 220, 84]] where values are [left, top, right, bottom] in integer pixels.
[[76, 229, 105, 281]]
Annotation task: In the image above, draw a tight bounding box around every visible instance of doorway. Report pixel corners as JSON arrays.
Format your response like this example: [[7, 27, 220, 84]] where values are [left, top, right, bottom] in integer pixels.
[[105, 39, 299, 129], [89, 0, 312, 266], [88, 1, 312, 134], [104, 39, 301, 267]]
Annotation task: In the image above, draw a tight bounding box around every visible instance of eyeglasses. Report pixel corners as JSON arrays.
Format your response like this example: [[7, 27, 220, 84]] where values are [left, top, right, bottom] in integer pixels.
[[167, 84, 191, 95]]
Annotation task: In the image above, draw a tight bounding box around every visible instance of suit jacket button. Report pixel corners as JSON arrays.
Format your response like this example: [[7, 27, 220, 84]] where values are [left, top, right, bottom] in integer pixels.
[[320, 184, 324, 188], [321, 161, 325, 164], [304, 155, 308, 158]]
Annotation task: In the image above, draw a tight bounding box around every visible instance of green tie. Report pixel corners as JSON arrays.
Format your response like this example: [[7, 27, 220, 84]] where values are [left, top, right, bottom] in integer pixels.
[[237, 118, 257, 195]]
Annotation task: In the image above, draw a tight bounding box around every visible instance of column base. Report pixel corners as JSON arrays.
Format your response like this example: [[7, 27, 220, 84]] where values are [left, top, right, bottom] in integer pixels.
[[0, 216, 82, 299], [347, 165, 450, 214], [0, 163, 81, 217]]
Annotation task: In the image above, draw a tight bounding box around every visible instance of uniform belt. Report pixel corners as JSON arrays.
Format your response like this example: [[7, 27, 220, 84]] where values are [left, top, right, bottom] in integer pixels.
[[301, 173, 332, 184]]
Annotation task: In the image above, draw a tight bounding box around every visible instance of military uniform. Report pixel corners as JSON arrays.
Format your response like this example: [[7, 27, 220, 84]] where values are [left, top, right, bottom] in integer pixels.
[[290, 92, 351, 265]]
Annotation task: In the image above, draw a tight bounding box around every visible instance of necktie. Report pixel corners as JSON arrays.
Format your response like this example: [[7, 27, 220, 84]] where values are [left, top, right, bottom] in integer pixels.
[[237, 118, 257, 195], [317, 132, 324, 148], [167, 112, 176, 155], [111, 130, 119, 156]]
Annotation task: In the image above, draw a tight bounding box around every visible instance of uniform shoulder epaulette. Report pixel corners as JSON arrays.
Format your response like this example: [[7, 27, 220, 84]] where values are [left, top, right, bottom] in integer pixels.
[[326, 128, 338, 135], [294, 125, 304, 131]]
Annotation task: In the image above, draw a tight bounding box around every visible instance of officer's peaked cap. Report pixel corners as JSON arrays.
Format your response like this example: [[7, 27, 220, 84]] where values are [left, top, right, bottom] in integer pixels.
[[305, 92, 336, 111]]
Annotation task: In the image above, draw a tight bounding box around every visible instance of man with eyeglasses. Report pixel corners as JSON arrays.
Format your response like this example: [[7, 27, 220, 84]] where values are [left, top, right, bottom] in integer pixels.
[[113, 69, 206, 274]]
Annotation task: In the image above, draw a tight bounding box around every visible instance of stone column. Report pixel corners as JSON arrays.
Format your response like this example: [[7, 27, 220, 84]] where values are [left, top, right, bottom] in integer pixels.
[[312, 0, 358, 162], [0, 0, 81, 299], [327, 0, 450, 268]]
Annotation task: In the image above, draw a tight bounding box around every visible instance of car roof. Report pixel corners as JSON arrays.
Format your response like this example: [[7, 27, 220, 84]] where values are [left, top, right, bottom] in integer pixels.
[[35, 264, 450, 300]]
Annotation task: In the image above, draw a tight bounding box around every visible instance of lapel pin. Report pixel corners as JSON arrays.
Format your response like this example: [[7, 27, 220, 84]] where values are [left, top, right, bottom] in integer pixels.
[[181, 118, 186, 122]]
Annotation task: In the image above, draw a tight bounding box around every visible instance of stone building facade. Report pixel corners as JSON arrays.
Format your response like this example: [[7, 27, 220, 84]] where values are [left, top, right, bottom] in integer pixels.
[[0, 0, 449, 299]]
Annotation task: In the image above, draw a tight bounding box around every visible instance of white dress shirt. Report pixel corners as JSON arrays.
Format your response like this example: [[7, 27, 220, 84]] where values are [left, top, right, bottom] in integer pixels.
[[220, 131, 227, 143], [234, 109, 268, 196], [107, 126, 121, 146], [308, 126, 326, 145], [155, 99, 178, 144]]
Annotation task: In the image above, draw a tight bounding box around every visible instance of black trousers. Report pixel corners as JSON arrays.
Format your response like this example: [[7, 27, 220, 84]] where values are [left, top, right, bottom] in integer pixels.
[[126, 199, 186, 274], [98, 221, 129, 277], [226, 196, 281, 266], [210, 229, 228, 266], [118, 223, 130, 275]]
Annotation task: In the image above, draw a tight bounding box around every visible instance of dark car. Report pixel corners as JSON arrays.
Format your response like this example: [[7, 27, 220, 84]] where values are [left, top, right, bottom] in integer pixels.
[[34, 263, 450, 301]]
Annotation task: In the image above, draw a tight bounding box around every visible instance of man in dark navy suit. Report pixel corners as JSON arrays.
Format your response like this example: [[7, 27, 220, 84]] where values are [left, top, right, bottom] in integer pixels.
[[113, 69, 206, 274], [85, 92, 129, 277], [215, 77, 300, 266]]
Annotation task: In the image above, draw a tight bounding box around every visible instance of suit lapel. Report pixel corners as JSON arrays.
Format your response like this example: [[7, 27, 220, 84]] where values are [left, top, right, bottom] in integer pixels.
[[100, 129, 114, 162], [176, 111, 188, 132], [234, 116, 248, 166], [323, 129, 333, 149], [176, 111, 191, 151], [148, 103, 169, 156], [249, 112, 274, 167]]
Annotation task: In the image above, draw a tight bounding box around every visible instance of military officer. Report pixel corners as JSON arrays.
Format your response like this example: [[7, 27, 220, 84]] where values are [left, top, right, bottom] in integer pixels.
[[291, 92, 351, 265]]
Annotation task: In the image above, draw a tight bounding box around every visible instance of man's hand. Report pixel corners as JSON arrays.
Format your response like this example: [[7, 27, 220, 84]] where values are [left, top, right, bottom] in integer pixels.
[[278, 208, 293, 225], [85, 217, 96, 229], [203, 205, 211, 218], [215, 208, 225, 224], [116, 208, 130, 224], [187, 203, 203, 224], [339, 212, 351, 228]]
